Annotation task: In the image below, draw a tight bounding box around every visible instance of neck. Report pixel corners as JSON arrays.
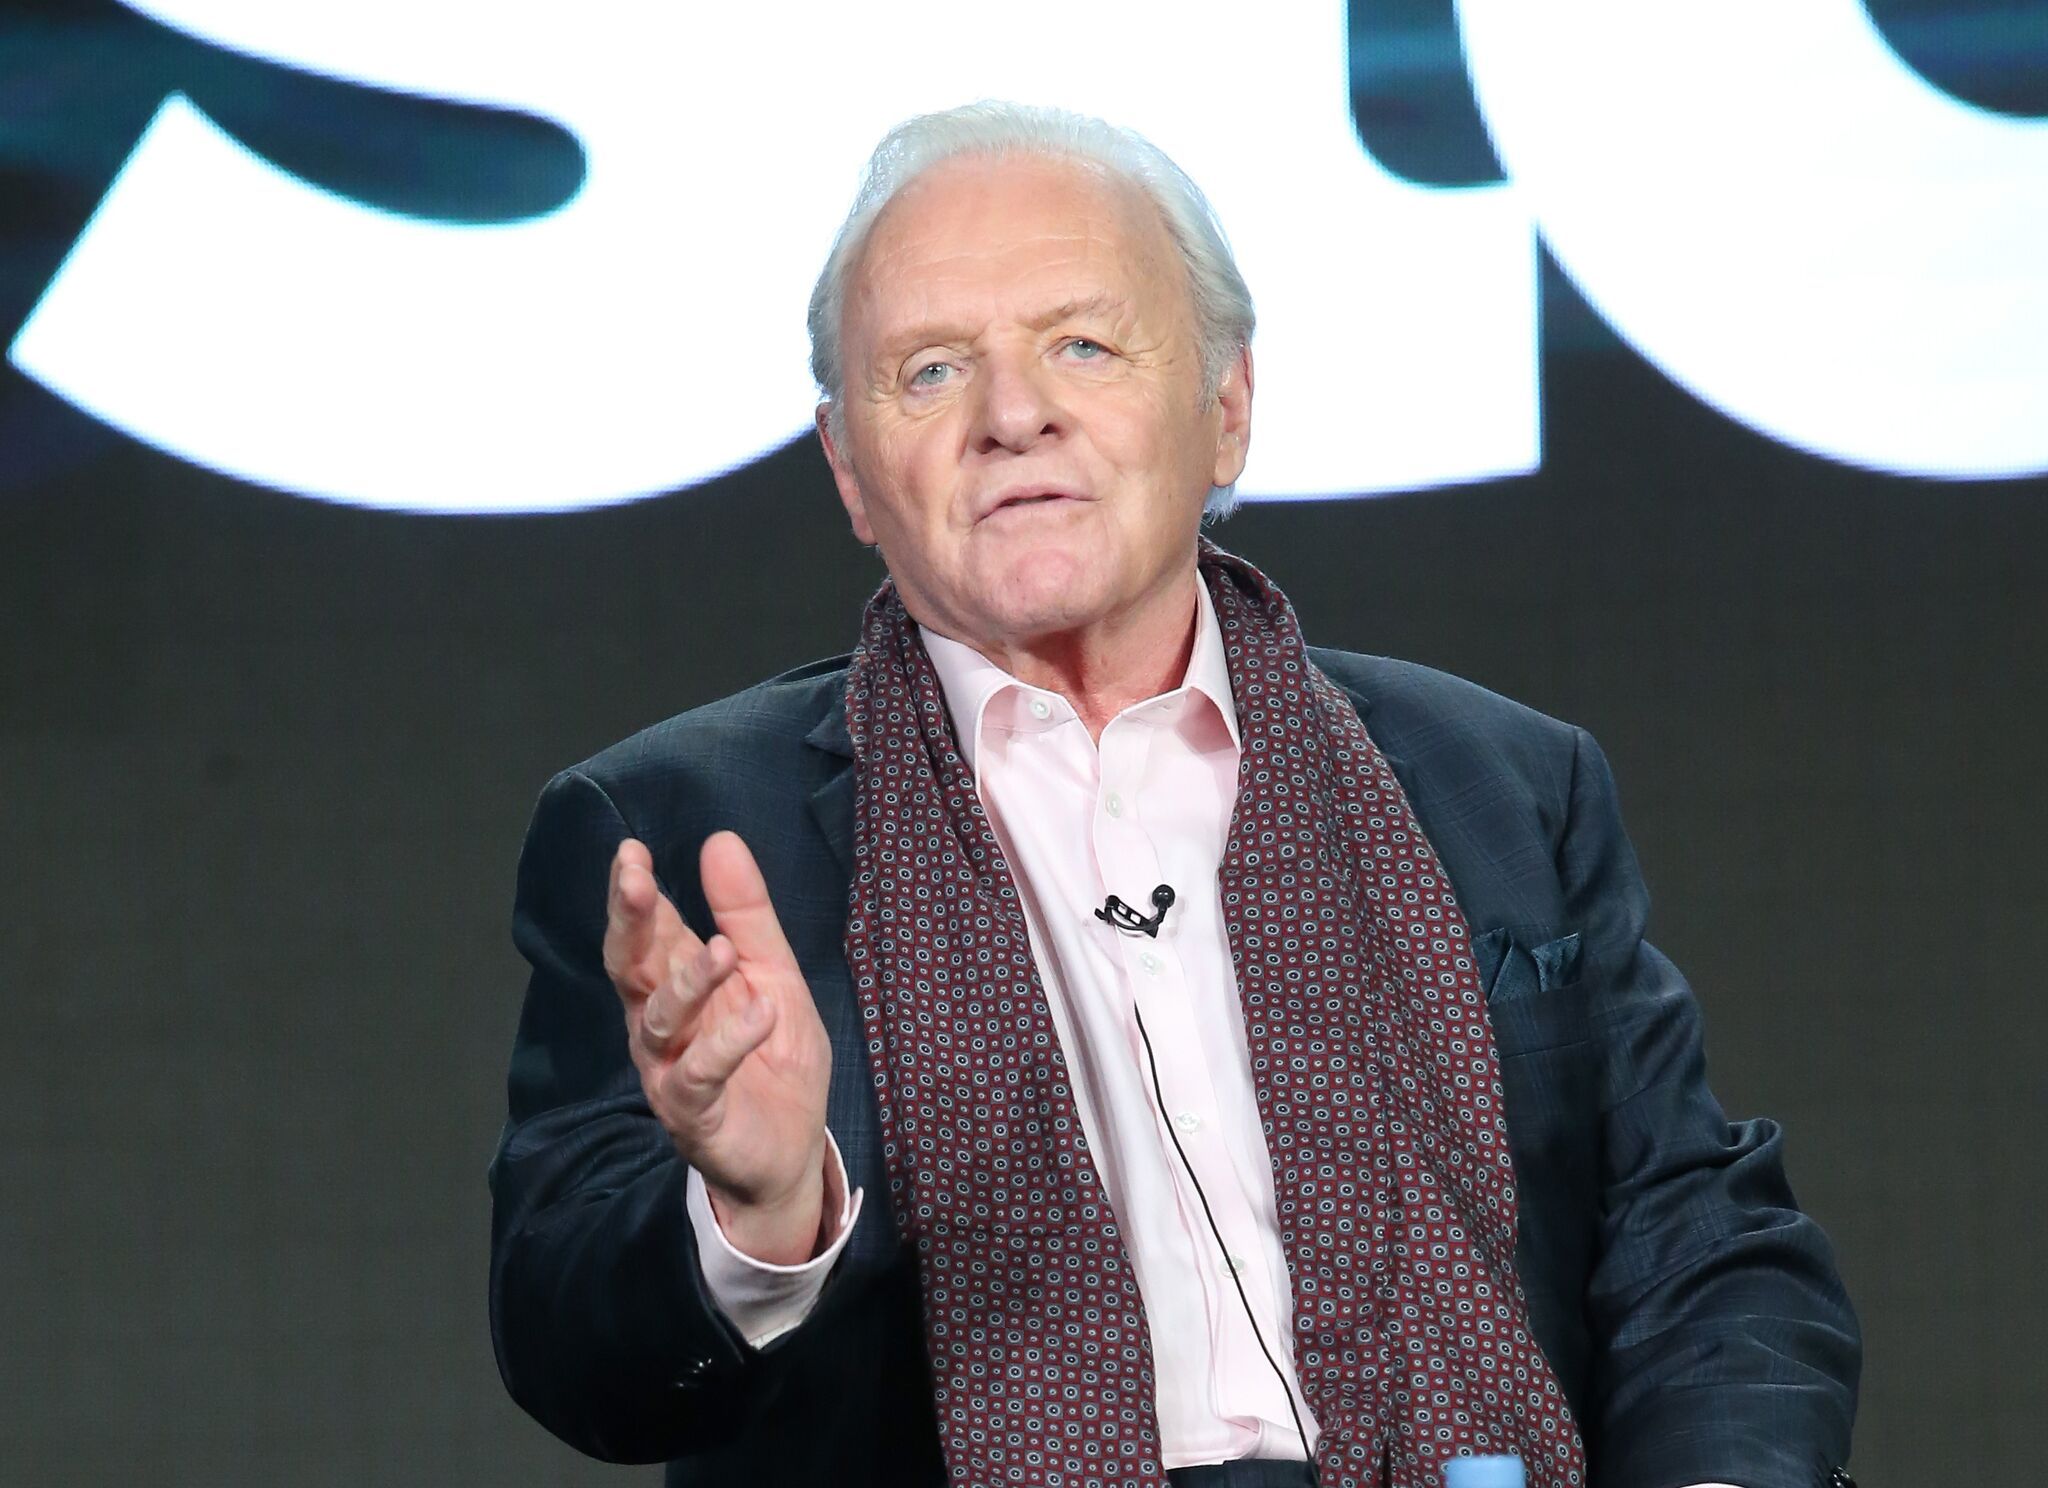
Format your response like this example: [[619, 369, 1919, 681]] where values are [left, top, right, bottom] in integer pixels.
[[926, 565, 1203, 743]]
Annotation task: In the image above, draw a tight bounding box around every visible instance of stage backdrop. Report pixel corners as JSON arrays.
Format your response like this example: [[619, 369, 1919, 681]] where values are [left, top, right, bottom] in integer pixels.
[[3, 2, 2044, 1483]]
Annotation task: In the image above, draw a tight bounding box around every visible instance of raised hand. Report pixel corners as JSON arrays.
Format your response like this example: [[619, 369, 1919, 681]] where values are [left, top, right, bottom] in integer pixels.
[[603, 832, 833, 1265]]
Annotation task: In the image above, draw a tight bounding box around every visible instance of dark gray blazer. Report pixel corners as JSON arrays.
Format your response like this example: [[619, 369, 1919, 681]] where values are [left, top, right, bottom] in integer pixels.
[[488, 649, 1860, 1487]]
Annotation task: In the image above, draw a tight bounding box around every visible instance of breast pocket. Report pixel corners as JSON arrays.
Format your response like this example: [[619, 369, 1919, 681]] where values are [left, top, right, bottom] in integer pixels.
[[1475, 927, 1590, 1056], [1474, 927, 1602, 1299]]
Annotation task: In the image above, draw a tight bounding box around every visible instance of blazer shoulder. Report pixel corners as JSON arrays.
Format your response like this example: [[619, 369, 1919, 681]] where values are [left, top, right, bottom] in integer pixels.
[[1312, 647, 1577, 745], [566, 654, 851, 805], [1309, 647, 1583, 810]]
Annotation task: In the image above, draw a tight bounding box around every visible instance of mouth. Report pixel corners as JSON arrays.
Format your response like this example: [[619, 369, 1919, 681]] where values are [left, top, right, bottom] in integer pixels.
[[979, 486, 1091, 522]]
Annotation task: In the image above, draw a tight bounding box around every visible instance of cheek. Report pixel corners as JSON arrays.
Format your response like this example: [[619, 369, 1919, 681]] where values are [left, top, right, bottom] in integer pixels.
[[1092, 387, 1207, 492], [884, 414, 951, 481], [1095, 384, 1163, 446], [863, 426, 965, 547]]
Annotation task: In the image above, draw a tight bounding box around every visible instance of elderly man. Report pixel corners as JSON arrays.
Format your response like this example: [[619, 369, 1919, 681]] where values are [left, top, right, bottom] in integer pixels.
[[489, 104, 1859, 1488]]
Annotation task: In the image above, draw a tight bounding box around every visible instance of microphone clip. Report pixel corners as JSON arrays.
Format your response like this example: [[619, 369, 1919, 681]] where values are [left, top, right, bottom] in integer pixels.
[[1094, 883, 1176, 939]]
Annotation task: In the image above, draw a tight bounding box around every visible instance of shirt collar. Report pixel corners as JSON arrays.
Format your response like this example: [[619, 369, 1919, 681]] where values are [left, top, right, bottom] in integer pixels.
[[918, 577, 1242, 789]]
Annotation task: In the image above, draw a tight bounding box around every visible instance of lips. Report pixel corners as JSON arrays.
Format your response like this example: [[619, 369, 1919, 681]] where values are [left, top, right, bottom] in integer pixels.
[[978, 485, 1091, 521]]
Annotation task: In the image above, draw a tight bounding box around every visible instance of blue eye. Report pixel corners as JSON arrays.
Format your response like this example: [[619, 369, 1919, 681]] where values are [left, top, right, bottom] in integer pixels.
[[1067, 339, 1104, 359], [910, 362, 952, 387]]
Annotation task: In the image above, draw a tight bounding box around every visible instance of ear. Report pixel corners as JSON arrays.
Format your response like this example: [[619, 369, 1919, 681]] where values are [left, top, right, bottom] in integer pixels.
[[816, 403, 877, 546], [1209, 344, 1254, 490]]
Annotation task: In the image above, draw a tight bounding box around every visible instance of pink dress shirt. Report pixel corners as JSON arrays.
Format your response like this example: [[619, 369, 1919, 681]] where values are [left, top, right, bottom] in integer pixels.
[[684, 584, 1737, 1485]]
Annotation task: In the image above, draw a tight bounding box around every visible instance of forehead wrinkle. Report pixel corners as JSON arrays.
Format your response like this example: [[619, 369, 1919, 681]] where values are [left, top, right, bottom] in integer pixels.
[[1024, 291, 1130, 332], [848, 159, 1188, 378], [877, 289, 1134, 358]]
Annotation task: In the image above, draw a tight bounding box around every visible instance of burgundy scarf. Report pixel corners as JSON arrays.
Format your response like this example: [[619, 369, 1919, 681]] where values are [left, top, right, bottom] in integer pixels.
[[843, 543, 1584, 1488]]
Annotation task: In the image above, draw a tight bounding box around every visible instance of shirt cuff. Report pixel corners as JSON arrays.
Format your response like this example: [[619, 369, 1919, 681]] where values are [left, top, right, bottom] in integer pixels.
[[685, 1130, 864, 1348]]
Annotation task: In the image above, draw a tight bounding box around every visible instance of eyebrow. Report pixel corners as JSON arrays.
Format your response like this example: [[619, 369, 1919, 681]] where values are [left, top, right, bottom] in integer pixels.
[[874, 292, 1131, 365], [1025, 292, 1128, 331]]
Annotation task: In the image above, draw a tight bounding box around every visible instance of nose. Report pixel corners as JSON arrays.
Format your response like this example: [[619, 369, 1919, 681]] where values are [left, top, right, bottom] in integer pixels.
[[968, 348, 1064, 456]]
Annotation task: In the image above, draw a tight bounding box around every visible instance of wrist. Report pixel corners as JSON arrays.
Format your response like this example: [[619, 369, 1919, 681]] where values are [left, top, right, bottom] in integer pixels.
[[703, 1150, 830, 1266]]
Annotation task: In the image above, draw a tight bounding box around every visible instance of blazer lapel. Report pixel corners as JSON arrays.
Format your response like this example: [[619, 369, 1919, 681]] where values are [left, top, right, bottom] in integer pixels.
[[1324, 664, 1412, 787], [804, 702, 857, 879]]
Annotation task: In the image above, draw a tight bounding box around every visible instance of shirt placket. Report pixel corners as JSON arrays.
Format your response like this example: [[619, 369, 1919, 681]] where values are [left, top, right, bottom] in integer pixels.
[[1094, 711, 1297, 1447]]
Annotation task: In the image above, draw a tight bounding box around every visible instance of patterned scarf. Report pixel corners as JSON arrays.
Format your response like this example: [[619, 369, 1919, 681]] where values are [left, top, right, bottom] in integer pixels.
[[842, 542, 1585, 1488]]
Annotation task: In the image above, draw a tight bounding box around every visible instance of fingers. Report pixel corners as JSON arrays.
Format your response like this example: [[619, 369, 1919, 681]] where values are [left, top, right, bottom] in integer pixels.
[[608, 832, 800, 1133], [605, 839, 698, 997], [605, 839, 658, 991], [666, 982, 778, 1107], [640, 934, 737, 1057], [699, 831, 799, 973]]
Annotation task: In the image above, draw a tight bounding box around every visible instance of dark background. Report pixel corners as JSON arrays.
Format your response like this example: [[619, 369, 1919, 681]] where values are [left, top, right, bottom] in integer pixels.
[[4, 3, 2045, 1483]]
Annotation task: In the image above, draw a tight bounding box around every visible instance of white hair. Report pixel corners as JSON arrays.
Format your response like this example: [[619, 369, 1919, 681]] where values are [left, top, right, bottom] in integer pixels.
[[807, 101, 1256, 521]]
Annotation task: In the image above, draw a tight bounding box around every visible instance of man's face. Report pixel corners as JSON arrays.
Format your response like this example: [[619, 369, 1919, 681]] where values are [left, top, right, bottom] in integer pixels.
[[818, 153, 1251, 650]]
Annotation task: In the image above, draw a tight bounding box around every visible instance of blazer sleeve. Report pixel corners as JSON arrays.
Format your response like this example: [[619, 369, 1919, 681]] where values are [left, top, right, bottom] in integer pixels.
[[487, 766, 781, 1463], [1565, 727, 1863, 1488]]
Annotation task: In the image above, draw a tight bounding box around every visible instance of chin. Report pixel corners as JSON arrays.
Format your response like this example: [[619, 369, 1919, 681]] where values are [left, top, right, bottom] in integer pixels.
[[979, 542, 1114, 631]]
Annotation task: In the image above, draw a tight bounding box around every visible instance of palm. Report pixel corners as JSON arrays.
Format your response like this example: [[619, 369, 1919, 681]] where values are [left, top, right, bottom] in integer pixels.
[[606, 832, 832, 1214], [676, 917, 830, 1199]]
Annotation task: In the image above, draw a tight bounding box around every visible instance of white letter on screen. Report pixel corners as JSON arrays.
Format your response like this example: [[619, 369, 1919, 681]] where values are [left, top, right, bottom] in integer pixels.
[[9, 1, 1536, 512], [1458, 0, 2048, 479]]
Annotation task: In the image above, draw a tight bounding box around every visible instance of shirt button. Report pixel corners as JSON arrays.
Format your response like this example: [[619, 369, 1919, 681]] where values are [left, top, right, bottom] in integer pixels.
[[1029, 698, 1052, 720], [1174, 1111, 1202, 1133], [1139, 951, 1163, 976], [1104, 790, 1124, 817], [1225, 1254, 1248, 1276]]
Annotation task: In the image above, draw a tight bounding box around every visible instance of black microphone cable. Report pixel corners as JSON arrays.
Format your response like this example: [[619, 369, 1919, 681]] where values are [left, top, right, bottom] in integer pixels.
[[1131, 999, 1321, 1486]]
